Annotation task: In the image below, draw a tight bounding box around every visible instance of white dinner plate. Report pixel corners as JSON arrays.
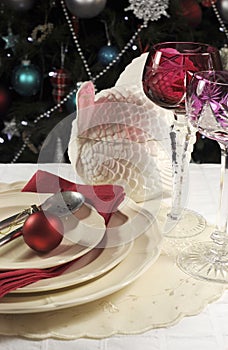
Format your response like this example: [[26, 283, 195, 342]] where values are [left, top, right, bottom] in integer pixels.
[[12, 231, 134, 294], [0, 208, 162, 314], [0, 193, 106, 269]]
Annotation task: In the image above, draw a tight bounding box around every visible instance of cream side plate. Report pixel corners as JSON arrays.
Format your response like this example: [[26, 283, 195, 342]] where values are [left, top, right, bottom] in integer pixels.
[[0, 221, 162, 313], [0, 192, 106, 269]]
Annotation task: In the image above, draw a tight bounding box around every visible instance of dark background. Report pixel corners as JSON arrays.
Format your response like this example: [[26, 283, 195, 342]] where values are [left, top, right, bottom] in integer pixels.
[[0, 0, 225, 163]]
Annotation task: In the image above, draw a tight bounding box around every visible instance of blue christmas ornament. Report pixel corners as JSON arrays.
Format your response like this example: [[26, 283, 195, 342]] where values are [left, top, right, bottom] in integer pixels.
[[12, 60, 41, 96], [65, 92, 77, 113], [98, 44, 119, 66], [65, 82, 82, 113]]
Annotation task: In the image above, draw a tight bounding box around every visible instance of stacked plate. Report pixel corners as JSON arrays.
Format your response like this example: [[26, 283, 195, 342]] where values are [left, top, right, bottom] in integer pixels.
[[0, 189, 162, 314]]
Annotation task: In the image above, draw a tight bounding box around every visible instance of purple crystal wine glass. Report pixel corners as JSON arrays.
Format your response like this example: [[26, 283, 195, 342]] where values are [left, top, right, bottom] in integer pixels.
[[142, 42, 222, 238], [178, 70, 228, 283]]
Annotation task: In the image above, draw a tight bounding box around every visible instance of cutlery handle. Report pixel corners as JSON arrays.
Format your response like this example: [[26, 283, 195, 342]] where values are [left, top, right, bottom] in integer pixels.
[[0, 227, 23, 246], [0, 212, 29, 231], [0, 205, 39, 231]]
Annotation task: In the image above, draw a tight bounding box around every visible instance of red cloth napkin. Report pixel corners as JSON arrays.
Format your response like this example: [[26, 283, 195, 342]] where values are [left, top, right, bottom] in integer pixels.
[[22, 170, 125, 224], [0, 171, 125, 298]]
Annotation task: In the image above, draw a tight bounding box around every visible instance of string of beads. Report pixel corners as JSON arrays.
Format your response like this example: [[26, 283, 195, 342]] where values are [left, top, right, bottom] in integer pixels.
[[210, 0, 228, 43], [11, 1, 147, 162]]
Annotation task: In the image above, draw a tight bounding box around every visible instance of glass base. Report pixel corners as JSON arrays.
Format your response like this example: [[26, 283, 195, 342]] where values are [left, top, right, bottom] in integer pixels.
[[177, 241, 228, 284], [163, 209, 206, 239]]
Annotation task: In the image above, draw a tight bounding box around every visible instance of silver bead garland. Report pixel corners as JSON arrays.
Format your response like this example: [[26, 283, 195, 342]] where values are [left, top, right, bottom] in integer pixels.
[[11, 89, 76, 162], [210, 0, 228, 43], [60, 0, 147, 85], [11, 0, 148, 163], [209, 0, 228, 70], [60, 0, 94, 82], [13, 0, 226, 163]]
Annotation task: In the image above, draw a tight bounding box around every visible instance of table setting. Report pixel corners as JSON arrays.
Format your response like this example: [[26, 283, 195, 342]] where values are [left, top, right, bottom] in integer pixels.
[[0, 42, 228, 349], [0, 163, 227, 347]]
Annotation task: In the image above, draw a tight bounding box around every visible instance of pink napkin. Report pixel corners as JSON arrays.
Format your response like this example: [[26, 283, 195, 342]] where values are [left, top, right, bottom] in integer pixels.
[[0, 171, 125, 298]]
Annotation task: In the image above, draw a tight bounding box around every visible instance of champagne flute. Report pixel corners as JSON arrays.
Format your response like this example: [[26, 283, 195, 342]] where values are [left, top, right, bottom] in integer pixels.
[[177, 70, 228, 283], [142, 42, 222, 238]]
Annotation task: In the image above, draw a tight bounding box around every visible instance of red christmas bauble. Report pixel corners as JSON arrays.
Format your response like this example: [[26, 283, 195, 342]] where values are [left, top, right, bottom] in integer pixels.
[[177, 0, 202, 28], [22, 211, 64, 253], [50, 68, 72, 107]]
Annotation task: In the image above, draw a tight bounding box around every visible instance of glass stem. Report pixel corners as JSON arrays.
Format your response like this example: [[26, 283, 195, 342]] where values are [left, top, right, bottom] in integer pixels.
[[169, 112, 192, 220], [213, 144, 228, 242]]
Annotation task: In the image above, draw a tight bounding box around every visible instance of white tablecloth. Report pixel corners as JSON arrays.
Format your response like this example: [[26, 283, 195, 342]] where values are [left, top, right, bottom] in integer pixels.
[[0, 163, 228, 350]]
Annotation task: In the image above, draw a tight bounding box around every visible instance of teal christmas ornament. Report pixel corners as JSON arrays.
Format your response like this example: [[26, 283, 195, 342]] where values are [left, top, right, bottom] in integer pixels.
[[98, 20, 119, 66], [12, 60, 41, 96], [66, 92, 77, 113], [65, 82, 82, 113], [98, 44, 119, 66]]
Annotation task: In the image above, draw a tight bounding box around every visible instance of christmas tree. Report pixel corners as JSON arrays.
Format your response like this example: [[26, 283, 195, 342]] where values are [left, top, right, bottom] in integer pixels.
[[0, 0, 226, 163]]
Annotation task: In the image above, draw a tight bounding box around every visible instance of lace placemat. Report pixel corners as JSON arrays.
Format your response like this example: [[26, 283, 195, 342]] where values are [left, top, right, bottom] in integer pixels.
[[0, 226, 225, 339], [0, 183, 225, 339]]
